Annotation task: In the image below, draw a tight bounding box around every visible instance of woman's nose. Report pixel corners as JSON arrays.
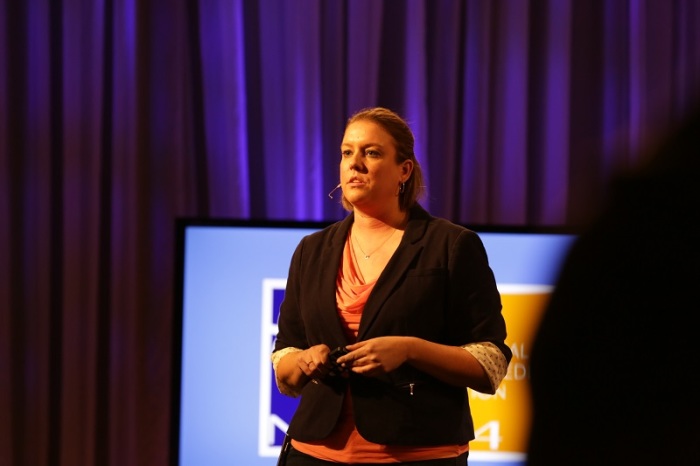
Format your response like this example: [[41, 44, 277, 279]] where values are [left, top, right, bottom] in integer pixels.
[[346, 152, 364, 171]]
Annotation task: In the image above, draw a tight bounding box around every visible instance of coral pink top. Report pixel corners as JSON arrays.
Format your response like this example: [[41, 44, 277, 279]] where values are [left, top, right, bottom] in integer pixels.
[[291, 235, 469, 463]]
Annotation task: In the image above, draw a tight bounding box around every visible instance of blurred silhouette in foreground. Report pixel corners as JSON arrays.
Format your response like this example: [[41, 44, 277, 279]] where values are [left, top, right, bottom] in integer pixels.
[[527, 107, 700, 466]]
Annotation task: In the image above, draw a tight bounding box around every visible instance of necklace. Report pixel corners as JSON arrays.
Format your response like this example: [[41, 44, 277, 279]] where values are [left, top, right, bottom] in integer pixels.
[[352, 228, 397, 260]]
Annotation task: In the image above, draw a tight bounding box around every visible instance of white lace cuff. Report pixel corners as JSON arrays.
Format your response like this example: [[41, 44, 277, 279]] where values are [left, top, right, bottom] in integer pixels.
[[271, 347, 303, 397], [462, 342, 508, 394]]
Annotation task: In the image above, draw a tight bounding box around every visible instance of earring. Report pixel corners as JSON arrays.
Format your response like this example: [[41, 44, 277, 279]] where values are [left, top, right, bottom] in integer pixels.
[[399, 181, 406, 194]]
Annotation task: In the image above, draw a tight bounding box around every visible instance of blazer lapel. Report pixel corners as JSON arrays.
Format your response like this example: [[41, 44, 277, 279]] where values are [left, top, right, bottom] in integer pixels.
[[357, 206, 431, 340], [316, 214, 354, 344]]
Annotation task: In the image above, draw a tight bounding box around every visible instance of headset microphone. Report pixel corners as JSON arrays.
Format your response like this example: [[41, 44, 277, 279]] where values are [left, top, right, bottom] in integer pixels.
[[328, 183, 342, 199]]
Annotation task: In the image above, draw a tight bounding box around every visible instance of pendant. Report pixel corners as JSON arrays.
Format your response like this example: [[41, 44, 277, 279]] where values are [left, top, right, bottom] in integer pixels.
[[364, 255, 370, 260]]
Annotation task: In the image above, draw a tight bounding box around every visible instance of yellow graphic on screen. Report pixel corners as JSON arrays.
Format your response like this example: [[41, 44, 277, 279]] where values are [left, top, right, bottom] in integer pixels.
[[468, 285, 552, 459]]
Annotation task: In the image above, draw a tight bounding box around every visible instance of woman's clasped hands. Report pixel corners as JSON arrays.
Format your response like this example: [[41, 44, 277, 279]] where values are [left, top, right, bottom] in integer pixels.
[[298, 337, 411, 382]]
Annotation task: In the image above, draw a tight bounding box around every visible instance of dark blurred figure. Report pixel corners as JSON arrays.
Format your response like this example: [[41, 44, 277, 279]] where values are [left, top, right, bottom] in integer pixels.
[[527, 107, 700, 466]]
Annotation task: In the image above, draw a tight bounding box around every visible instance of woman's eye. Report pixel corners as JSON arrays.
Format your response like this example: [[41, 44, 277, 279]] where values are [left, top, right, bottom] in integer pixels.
[[341, 150, 352, 157], [366, 150, 380, 157]]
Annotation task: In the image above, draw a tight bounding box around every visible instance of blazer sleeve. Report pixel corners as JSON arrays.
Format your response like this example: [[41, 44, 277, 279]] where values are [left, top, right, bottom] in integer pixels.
[[447, 230, 512, 363], [273, 237, 309, 352]]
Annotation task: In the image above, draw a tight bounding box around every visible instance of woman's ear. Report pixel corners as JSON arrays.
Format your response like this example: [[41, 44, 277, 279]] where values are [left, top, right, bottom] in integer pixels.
[[401, 160, 414, 180]]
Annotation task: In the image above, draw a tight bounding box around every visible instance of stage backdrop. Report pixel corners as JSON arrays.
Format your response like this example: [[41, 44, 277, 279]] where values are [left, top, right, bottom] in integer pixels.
[[2, 1, 700, 465]]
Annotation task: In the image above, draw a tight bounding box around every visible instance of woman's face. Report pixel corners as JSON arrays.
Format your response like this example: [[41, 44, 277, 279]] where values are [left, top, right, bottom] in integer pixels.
[[339, 119, 411, 211]]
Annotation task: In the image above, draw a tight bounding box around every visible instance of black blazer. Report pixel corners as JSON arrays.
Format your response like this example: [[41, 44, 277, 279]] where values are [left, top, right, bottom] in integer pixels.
[[274, 204, 511, 445]]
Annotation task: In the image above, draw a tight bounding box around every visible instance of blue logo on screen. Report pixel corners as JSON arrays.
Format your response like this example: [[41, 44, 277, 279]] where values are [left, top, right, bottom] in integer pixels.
[[258, 279, 300, 457]]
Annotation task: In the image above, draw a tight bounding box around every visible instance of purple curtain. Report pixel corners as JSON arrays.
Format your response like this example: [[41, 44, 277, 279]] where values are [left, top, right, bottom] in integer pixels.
[[2, 0, 699, 464]]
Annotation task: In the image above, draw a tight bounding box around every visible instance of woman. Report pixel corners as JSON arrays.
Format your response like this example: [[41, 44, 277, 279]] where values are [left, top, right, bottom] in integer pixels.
[[272, 107, 511, 466]]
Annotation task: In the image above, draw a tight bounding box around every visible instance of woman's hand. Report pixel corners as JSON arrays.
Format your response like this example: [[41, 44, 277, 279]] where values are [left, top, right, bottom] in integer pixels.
[[296, 344, 332, 381], [337, 336, 491, 389], [337, 337, 410, 376]]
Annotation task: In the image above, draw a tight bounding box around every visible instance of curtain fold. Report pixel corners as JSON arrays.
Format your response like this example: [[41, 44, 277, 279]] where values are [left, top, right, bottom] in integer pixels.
[[2, 1, 700, 464]]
